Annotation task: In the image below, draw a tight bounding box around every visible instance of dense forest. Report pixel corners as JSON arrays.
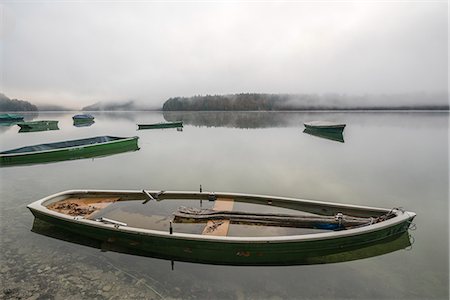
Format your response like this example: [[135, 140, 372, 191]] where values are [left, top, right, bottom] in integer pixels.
[[162, 93, 449, 111], [0, 93, 38, 111]]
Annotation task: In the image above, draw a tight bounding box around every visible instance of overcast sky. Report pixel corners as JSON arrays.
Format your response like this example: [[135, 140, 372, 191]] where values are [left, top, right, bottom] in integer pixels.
[[0, 1, 448, 108]]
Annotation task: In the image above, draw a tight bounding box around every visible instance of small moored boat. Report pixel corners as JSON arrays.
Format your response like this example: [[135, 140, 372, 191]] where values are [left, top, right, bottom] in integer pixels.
[[0, 136, 139, 166], [137, 121, 183, 130], [304, 121, 346, 131], [0, 113, 24, 122], [27, 189, 416, 265], [73, 114, 95, 121], [17, 120, 59, 130]]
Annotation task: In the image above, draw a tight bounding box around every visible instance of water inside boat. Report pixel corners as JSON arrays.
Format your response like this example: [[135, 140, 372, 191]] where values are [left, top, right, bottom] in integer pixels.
[[45, 193, 388, 237]]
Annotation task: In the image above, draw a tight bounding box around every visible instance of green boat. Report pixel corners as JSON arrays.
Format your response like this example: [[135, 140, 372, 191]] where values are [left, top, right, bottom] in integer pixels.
[[0, 113, 24, 122], [30, 217, 413, 266], [0, 136, 139, 167], [17, 120, 59, 130], [137, 121, 183, 130], [19, 121, 59, 133], [304, 121, 346, 133], [27, 189, 416, 266]]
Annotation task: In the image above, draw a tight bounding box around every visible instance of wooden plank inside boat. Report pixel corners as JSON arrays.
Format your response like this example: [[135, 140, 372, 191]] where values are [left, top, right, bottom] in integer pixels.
[[47, 197, 119, 218], [202, 198, 234, 236]]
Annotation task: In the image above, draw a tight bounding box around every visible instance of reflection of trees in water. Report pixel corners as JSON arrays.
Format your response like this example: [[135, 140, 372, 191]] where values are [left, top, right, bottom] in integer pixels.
[[164, 111, 448, 130], [163, 111, 301, 128], [94, 111, 164, 122]]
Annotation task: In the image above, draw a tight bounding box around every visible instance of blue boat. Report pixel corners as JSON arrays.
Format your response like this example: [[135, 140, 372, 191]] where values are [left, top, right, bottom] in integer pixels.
[[73, 114, 94, 121]]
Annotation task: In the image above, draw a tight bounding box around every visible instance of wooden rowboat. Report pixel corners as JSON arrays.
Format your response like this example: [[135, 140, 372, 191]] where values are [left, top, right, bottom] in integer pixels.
[[27, 189, 416, 265], [17, 120, 59, 130], [0, 136, 139, 166], [73, 114, 94, 121], [137, 121, 183, 130], [304, 121, 346, 132], [0, 113, 24, 122], [31, 217, 413, 266]]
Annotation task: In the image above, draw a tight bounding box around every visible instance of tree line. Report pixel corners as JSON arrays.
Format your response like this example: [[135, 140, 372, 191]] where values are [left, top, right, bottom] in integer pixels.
[[162, 93, 449, 111], [0, 93, 38, 111]]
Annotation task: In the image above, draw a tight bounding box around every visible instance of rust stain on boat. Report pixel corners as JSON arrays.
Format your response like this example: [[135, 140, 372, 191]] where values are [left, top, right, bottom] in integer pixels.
[[47, 197, 119, 218]]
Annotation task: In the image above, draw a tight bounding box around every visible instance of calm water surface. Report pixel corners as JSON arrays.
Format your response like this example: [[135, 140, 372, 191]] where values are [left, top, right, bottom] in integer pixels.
[[0, 111, 448, 299]]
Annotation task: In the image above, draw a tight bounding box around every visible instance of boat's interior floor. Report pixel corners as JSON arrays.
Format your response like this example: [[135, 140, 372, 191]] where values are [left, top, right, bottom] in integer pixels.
[[46, 196, 356, 236]]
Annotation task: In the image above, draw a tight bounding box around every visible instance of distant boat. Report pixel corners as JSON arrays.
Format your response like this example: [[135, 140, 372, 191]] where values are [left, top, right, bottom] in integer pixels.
[[27, 189, 416, 266], [304, 121, 346, 132], [17, 120, 59, 131], [0, 113, 24, 122], [73, 114, 94, 121], [0, 136, 139, 167], [137, 121, 183, 130], [303, 128, 344, 143]]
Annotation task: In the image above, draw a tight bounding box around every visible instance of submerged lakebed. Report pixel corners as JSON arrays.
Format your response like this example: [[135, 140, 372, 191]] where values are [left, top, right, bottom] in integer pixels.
[[0, 111, 448, 299]]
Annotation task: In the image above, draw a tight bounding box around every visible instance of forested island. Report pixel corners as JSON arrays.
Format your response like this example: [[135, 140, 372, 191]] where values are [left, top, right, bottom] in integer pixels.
[[163, 93, 449, 111], [0, 93, 38, 111], [1, 92, 448, 112]]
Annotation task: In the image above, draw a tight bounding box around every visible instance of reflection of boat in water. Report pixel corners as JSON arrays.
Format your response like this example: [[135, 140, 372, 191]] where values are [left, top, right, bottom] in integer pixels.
[[304, 121, 346, 132], [30, 218, 413, 266], [163, 111, 296, 129], [303, 128, 345, 143], [0, 136, 139, 167], [17, 120, 59, 131], [28, 189, 416, 266], [137, 121, 183, 130], [74, 120, 95, 127], [0, 113, 24, 122]]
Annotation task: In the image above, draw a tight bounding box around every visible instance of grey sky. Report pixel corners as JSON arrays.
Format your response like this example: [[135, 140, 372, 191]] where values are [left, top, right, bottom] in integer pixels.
[[0, 1, 448, 108]]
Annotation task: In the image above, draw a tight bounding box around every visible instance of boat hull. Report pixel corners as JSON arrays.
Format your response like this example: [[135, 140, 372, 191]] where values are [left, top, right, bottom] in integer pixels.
[[17, 120, 59, 130], [0, 136, 139, 166], [138, 122, 183, 130], [0, 114, 24, 122], [304, 124, 345, 132], [31, 217, 412, 266], [27, 190, 416, 266]]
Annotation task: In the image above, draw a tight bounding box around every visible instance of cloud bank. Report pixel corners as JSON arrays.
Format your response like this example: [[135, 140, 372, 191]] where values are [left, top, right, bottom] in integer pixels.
[[1, 2, 448, 108]]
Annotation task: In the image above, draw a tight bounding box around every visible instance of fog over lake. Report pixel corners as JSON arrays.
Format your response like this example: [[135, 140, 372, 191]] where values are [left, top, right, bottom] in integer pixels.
[[1, 2, 448, 108]]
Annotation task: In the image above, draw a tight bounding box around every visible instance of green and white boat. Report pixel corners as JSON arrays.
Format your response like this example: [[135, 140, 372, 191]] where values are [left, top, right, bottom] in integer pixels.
[[304, 121, 346, 132], [137, 121, 183, 130], [0, 136, 139, 166], [31, 217, 413, 266], [17, 120, 59, 130], [27, 189, 416, 266], [0, 113, 24, 122]]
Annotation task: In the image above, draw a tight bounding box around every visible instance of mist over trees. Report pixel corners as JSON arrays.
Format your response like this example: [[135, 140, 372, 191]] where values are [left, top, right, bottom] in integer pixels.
[[0, 93, 38, 111], [82, 100, 157, 111], [163, 93, 449, 111]]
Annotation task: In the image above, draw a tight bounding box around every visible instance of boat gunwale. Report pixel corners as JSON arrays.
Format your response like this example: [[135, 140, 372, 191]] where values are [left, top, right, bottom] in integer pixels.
[[0, 136, 138, 157], [27, 189, 416, 243]]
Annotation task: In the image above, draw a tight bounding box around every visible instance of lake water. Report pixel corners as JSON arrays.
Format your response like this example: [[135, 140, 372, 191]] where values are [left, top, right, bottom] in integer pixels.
[[0, 111, 448, 299]]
